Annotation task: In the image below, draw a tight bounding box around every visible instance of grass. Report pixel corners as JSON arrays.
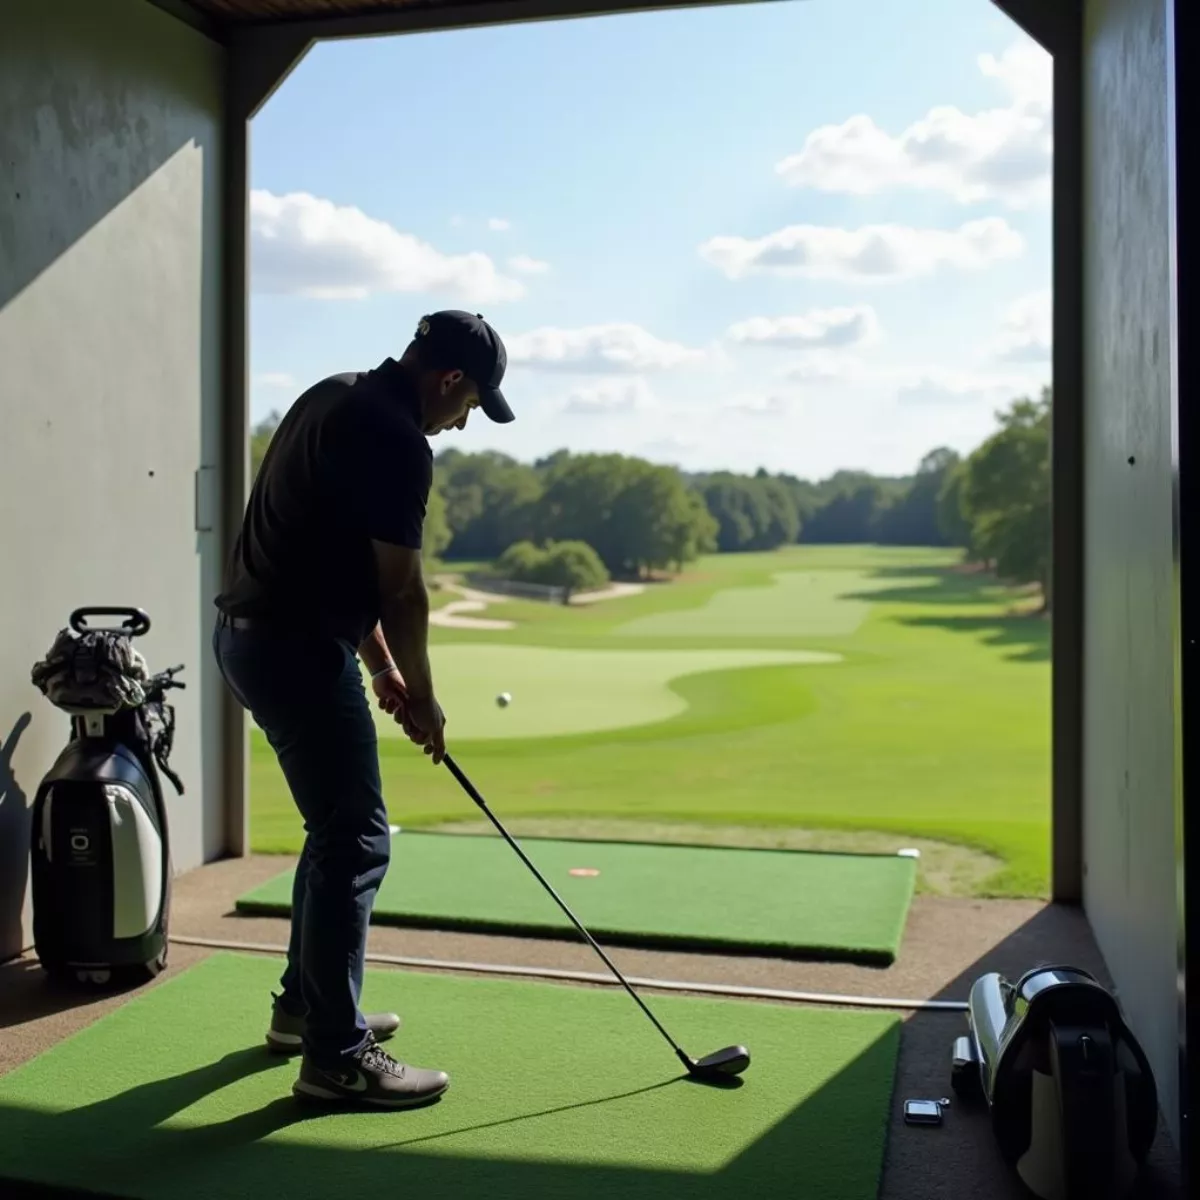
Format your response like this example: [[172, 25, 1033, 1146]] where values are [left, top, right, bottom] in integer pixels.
[[250, 545, 1051, 898], [362, 646, 839, 741]]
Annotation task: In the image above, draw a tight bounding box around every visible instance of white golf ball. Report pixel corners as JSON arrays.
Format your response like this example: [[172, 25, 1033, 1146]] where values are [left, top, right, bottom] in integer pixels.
[[496, 692, 512, 707]]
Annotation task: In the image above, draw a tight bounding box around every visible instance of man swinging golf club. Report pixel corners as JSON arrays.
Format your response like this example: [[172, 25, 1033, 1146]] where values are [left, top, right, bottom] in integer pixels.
[[212, 311, 514, 1108]]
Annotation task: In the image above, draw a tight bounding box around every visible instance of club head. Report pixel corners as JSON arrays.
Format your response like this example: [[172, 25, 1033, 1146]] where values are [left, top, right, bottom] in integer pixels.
[[688, 1045, 751, 1081]]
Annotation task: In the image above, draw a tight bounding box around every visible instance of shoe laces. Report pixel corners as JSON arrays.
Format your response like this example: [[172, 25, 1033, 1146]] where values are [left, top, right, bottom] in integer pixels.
[[359, 1035, 407, 1079]]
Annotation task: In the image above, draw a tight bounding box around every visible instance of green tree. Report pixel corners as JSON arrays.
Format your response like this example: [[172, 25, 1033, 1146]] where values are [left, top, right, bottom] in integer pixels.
[[494, 539, 610, 597], [699, 474, 773, 552], [801, 481, 886, 543], [536, 453, 709, 576], [609, 463, 716, 575], [959, 388, 1052, 606], [673, 488, 720, 570], [422, 484, 452, 561], [873, 447, 961, 546], [494, 540, 547, 580], [937, 461, 976, 553], [539, 540, 610, 594], [436, 449, 542, 559], [250, 410, 283, 480]]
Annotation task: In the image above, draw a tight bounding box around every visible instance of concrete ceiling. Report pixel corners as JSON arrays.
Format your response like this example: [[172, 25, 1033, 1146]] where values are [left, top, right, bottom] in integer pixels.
[[174, 0, 1065, 56], [186, 0, 517, 22]]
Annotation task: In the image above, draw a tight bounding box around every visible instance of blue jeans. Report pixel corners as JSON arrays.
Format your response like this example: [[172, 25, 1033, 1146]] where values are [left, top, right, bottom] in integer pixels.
[[212, 614, 391, 1068]]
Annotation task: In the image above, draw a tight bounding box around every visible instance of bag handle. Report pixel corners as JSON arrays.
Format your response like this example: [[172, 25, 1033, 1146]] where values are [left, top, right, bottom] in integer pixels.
[[69, 607, 152, 637]]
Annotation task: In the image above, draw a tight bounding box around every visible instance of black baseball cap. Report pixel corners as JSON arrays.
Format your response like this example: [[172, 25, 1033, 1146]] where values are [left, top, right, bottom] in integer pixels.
[[414, 310, 514, 424]]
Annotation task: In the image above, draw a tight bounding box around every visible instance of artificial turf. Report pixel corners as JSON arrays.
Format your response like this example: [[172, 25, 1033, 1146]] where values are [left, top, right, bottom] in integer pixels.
[[235, 831, 919, 965], [250, 546, 1051, 898], [0, 952, 902, 1200]]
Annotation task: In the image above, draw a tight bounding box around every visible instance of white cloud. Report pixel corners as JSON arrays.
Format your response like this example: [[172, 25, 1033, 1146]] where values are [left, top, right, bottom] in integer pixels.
[[488, 217, 511, 231], [561, 378, 658, 415], [508, 323, 706, 373], [774, 354, 1041, 403], [895, 366, 1044, 406], [699, 218, 1023, 282], [781, 352, 872, 385], [509, 255, 551, 275], [775, 41, 1052, 208], [722, 394, 797, 417], [250, 189, 524, 303], [993, 289, 1052, 361], [254, 372, 297, 388], [639, 436, 698, 462], [727, 306, 879, 350]]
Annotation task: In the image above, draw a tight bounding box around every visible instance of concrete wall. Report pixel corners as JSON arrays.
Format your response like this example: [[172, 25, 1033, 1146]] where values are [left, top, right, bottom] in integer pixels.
[[0, 0, 227, 962], [1082, 0, 1181, 1148]]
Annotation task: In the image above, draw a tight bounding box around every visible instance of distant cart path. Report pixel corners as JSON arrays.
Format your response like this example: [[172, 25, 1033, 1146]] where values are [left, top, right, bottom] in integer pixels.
[[429, 576, 646, 629]]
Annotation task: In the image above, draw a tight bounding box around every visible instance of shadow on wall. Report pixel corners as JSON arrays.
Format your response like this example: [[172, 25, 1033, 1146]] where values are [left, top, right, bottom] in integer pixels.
[[0, 712, 32, 959], [0, 0, 220, 314]]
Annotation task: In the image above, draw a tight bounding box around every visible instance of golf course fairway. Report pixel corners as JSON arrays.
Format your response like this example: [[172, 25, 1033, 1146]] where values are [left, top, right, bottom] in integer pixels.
[[373, 645, 841, 740], [248, 545, 1051, 898]]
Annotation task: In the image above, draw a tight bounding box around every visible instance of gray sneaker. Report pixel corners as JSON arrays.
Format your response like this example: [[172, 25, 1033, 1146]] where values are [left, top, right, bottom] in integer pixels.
[[293, 1034, 450, 1108], [266, 992, 402, 1055]]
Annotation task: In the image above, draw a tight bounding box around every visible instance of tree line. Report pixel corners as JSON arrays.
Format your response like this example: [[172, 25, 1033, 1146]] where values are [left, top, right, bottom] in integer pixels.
[[249, 384, 1051, 603]]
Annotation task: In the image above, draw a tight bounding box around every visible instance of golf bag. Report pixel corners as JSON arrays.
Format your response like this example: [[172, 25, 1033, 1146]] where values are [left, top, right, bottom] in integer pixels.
[[28, 607, 185, 987], [950, 965, 1159, 1200]]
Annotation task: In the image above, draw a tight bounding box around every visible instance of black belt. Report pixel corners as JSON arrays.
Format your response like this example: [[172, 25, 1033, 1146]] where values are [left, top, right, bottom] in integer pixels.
[[217, 612, 265, 630]]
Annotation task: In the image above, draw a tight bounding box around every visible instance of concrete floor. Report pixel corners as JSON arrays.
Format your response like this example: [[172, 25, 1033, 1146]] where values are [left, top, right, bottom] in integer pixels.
[[0, 853, 1185, 1200]]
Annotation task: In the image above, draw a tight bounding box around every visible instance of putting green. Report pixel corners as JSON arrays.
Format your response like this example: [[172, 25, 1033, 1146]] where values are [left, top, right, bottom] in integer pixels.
[[612, 569, 920, 639], [370, 645, 840, 740], [0, 952, 901, 1200], [236, 831, 917, 964]]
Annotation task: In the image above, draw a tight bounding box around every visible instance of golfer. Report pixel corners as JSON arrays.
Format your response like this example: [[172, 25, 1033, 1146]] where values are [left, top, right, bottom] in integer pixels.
[[212, 311, 515, 1108]]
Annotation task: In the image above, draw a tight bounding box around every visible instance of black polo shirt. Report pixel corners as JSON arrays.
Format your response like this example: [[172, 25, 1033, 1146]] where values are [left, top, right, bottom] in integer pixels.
[[215, 359, 432, 646]]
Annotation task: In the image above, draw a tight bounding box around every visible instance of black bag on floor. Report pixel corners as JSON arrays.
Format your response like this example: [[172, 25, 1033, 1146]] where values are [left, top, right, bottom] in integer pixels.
[[28, 607, 185, 987], [950, 965, 1159, 1200]]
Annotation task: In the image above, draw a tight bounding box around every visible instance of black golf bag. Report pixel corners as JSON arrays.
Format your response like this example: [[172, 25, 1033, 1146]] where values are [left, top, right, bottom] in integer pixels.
[[950, 965, 1159, 1200], [28, 607, 185, 987]]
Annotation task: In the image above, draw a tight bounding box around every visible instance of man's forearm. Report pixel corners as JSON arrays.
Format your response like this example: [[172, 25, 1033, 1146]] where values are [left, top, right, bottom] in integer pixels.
[[358, 624, 394, 676], [379, 584, 434, 698]]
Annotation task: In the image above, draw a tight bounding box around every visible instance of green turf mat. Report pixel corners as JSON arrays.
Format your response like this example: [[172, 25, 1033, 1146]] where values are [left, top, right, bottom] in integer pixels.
[[0, 952, 901, 1200], [236, 831, 918, 965]]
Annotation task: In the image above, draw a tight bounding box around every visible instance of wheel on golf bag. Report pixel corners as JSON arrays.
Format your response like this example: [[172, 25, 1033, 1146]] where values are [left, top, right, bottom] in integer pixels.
[[29, 607, 185, 992]]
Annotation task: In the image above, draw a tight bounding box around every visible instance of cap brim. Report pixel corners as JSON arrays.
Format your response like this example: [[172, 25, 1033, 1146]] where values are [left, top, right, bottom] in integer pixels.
[[480, 386, 514, 424]]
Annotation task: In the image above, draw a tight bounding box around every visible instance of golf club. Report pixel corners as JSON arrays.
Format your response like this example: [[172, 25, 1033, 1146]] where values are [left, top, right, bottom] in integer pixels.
[[442, 752, 751, 1083]]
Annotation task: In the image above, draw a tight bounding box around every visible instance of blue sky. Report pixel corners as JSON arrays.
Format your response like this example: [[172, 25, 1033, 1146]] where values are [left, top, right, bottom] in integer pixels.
[[249, 0, 1052, 480]]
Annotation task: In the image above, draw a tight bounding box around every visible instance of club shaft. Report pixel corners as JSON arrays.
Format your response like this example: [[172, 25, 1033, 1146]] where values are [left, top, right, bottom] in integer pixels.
[[443, 754, 691, 1066]]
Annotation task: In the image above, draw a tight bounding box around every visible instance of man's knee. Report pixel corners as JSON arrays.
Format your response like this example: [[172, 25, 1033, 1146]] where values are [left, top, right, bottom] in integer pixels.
[[305, 807, 390, 878]]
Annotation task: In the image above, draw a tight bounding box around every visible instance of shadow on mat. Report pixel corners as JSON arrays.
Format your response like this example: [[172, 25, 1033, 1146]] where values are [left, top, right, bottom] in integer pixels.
[[0, 1030, 899, 1199], [44, 1046, 313, 1144], [0, 958, 154, 1030], [376, 1078, 683, 1150]]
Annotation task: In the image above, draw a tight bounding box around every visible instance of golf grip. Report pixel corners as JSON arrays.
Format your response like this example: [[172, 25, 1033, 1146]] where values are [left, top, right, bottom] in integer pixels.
[[441, 753, 692, 1069]]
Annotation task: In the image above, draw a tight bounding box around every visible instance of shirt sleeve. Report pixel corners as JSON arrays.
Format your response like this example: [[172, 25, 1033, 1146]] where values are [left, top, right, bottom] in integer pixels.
[[336, 404, 432, 549]]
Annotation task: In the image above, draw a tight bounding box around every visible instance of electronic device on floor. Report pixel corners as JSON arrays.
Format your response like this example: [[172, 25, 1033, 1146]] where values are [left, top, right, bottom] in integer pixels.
[[903, 1098, 950, 1127]]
